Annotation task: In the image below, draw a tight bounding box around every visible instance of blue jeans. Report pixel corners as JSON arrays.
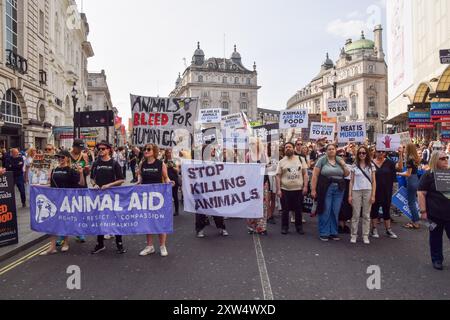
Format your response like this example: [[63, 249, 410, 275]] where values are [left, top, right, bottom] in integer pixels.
[[319, 183, 344, 237], [407, 174, 419, 223], [429, 219, 450, 264]]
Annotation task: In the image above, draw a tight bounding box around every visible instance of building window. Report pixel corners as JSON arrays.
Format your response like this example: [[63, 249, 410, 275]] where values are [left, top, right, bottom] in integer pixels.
[[240, 102, 248, 111], [246, 78, 251, 85], [240, 92, 247, 98], [351, 95, 357, 117], [38, 104, 46, 122], [223, 77, 227, 84], [314, 99, 320, 114], [5, 0, 18, 53], [87, 95, 92, 101], [202, 91, 209, 98], [39, 10, 45, 36], [368, 96, 376, 113], [235, 77, 239, 84], [222, 101, 229, 115], [368, 65, 375, 73], [221, 92, 229, 98], [0, 89, 22, 125], [202, 101, 209, 109], [198, 75, 203, 83]]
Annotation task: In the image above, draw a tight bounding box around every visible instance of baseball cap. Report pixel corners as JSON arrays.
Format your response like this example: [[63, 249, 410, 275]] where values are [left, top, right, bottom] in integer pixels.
[[56, 150, 71, 159], [96, 141, 113, 150], [73, 139, 85, 149]]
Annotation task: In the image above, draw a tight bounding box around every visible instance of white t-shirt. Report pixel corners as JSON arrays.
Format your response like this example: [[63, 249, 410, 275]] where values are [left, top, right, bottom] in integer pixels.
[[351, 164, 375, 191]]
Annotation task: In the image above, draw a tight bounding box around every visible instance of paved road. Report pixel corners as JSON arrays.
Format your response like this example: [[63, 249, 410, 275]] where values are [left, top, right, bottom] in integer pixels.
[[1, 208, 449, 300]]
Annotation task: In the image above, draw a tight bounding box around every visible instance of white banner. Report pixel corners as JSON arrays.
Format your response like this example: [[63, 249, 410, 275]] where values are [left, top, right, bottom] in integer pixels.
[[280, 109, 309, 129], [327, 98, 350, 117], [222, 113, 246, 130], [198, 108, 222, 124], [310, 122, 336, 141], [376, 134, 401, 151], [337, 122, 366, 143], [223, 128, 248, 149], [181, 161, 264, 218]]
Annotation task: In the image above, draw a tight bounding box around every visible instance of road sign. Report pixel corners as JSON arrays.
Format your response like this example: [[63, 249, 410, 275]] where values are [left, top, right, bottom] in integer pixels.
[[440, 49, 450, 64]]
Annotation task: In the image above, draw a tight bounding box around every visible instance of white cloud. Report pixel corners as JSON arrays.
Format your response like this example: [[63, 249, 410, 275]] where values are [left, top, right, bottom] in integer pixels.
[[326, 19, 368, 39], [346, 11, 361, 19]]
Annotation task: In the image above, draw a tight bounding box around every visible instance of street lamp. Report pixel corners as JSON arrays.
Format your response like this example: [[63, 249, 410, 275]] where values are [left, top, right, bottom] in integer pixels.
[[331, 68, 338, 99], [71, 83, 79, 139]]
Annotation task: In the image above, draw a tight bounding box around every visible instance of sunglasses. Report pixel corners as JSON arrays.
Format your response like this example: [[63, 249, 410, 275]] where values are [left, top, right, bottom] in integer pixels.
[[145, 148, 153, 152], [359, 152, 367, 155], [56, 156, 66, 160], [439, 157, 449, 161], [45, 148, 53, 151], [97, 147, 108, 151]]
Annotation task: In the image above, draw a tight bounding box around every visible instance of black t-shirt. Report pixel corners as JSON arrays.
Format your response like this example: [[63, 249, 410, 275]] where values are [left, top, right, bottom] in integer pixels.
[[91, 158, 124, 187], [164, 159, 179, 184], [141, 159, 163, 185], [373, 159, 397, 203], [406, 159, 419, 175], [418, 172, 450, 222], [50, 167, 80, 188]]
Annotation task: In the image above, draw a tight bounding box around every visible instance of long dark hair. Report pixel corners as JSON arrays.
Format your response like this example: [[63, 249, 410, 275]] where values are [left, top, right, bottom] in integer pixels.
[[355, 145, 372, 168]]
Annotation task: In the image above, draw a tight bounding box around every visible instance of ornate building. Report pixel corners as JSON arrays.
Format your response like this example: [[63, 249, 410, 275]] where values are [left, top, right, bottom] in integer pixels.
[[0, 0, 93, 150], [287, 25, 388, 139], [170, 43, 261, 121]]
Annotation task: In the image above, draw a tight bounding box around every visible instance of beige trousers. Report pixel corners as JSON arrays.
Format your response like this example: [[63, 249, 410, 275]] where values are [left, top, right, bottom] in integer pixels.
[[351, 189, 372, 237]]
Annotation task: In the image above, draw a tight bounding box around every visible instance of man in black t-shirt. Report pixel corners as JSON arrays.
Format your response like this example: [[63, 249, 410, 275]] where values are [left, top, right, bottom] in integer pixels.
[[90, 141, 126, 254]]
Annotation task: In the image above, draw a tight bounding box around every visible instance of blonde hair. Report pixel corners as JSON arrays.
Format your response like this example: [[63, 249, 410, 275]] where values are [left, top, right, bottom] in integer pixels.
[[27, 147, 36, 157], [428, 151, 446, 172]]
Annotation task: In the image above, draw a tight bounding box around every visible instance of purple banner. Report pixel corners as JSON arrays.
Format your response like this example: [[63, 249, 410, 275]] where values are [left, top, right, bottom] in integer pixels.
[[30, 184, 173, 236]]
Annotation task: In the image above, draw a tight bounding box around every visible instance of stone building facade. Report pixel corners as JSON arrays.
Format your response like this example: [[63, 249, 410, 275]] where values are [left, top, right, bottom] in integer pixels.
[[170, 43, 261, 121], [0, 0, 93, 150], [287, 25, 388, 140]]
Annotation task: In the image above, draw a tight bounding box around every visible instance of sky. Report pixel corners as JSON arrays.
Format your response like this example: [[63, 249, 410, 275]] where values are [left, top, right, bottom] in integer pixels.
[[76, 0, 387, 124]]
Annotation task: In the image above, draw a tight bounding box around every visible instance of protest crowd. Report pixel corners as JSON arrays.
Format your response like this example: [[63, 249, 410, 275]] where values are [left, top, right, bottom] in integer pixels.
[[1, 99, 450, 272]]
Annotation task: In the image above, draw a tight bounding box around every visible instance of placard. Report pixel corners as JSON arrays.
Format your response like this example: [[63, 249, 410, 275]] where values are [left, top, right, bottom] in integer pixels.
[[0, 172, 19, 247], [309, 122, 336, 141], [222, 113, 245, 130], [337, 122, 366, 143], [376, 134, 401, 151], [435, 170, 450, 192], [198, 108, 222, 124], [280, 109, 309, 129], [327, 98, 350, 117]]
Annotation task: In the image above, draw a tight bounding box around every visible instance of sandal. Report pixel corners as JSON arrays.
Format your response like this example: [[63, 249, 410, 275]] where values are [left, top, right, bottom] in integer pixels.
[[61, 246, 70, 252], [403, 223, 416, 229], [39, 249, 57, 256]]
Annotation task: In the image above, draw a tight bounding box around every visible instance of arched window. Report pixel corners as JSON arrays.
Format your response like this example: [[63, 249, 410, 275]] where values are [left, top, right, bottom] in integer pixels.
[[5, 0, 18, 53], [240, 102, 248, 111], [0, 89, 22, 125], [223, 77, 227, 84], [235, 77, 239, 84], [198, 75, 203, 83], [368, 96, 376, 114]]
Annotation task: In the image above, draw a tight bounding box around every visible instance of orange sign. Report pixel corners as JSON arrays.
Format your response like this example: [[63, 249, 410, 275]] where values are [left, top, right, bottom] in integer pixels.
[[321, 112, 337, 124]]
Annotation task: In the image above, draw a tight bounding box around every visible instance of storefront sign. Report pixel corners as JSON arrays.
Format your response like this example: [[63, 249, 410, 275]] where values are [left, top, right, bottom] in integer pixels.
[[431, 103, 450, 122], [0, 172, 19, 247]]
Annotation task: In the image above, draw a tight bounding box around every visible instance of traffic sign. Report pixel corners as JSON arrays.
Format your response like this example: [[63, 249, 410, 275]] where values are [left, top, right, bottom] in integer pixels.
[[440, 49, 450, 64]]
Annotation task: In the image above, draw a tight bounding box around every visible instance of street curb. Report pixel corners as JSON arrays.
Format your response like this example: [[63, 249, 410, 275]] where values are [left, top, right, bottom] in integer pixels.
[[0, 235, 50, 264]]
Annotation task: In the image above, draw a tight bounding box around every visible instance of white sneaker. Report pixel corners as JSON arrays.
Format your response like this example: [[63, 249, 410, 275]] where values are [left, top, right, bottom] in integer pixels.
[[386, 229, 398, 239], [160, 246, 168, 257], [104, 235, 112, 240], [350, 236, 357, 244], [371, 228, 380, 239], [363, 237, 370, 245], [197, 230, 205, 238], [139, 246, 155, 256], [220, 229, 229, 237]]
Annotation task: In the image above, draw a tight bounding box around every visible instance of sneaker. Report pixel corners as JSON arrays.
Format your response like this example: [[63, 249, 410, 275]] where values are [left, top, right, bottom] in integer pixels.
[[350, 236, 357, 244], [363, 237, 370, 245], [329, 235, 341, 241], [61, 245, 70, 253], [139, 246, 156, 256], [56, 239, 64, 247], [116, 245, 127, 254], [296, 225, 305, 235], [160, 246, 168, 257], [104, 235, 112, 240], [281, 229, 289, 235], [91, 245, 106, 255], [319, 236, 329, 242], [302, 218, 306, 224], [197, 230, 205, 238], [76, 236, 86, 243], [220, 229, 229, 237], [247, 227, 256, 235], [371, 228, 380, 239], [386, 229, 398, 239]]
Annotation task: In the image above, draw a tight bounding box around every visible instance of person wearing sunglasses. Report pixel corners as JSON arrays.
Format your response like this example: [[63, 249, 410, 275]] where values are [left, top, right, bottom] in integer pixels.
[[370, 148, 403, 239], [40, 150, 86, 255], [138, 144, 174, 257], [418, 151, 450, 270], [90, 141, 126, 254], [349, 146, 376, 244], [337, 148, 352, 235]]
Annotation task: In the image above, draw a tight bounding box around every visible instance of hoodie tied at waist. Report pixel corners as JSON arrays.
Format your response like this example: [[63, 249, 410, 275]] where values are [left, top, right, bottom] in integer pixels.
[[316, 174, 346, 215]]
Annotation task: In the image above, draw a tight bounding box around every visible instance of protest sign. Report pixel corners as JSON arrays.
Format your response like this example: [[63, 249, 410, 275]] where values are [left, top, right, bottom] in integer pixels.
[[131, 95, 198, 148], [280, 109, 309, 129], [435, 170, 450, 192], [253, 124, 279, 142], [399, 132, 411, 146], [0, 172, 19, 247], [223, 128, 249, 150], [194, 127, 218, 147], [337, 122, 366, 143], [181, 161, 264, 218], [222, 113, 246, 130], [309, 122, 336, 141], [30, 184, 173, 236], [376, 134, 401, 151], [392, 187, 420, 221], [198, 108, 222, 124], [327, 98, 350, 117]]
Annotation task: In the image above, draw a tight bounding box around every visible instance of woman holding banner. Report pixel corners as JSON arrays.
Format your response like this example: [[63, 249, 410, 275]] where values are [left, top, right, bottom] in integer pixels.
[[138, 144, 173, 257], [311, 144, 350, 242], [418, 151, 450, 270], [39, 150, 85, 255], [398, 144, 421, 230]]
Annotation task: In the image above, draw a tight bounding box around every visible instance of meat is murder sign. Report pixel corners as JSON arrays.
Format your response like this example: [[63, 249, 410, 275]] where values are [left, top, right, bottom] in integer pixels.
[[131, 95, 198, 148], [0, 172, 19, 247]]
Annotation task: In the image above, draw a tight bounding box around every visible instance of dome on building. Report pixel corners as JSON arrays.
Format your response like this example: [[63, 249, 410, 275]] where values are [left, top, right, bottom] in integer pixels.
[[192, 42, 205, 65], [175, 73, 182, 87], [345, 31, 375, 54], [231, 45, 242, 61], [322, 53, 334, 69]]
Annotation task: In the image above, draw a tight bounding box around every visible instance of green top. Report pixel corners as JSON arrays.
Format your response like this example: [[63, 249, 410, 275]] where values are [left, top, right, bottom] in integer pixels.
[[315, 156, 345, 179], [345, 39, 375, 54]]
